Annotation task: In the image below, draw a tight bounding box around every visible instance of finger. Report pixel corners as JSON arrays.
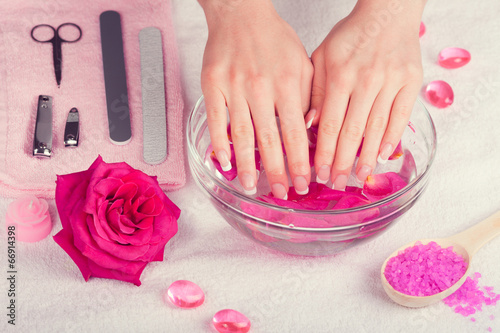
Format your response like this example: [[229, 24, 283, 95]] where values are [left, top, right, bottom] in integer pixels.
[[306, 51, 327, 129], [277, 81, 311, 196], [248, 93, 289, 199], [331, 83, 381, 190], [313, 77, 351, 186], [203, 86, 232, 171], [227, 95, 257, 195], [378, 83, 420, 163], [300, 57, 314, 115], [356, 86, 398, 181]]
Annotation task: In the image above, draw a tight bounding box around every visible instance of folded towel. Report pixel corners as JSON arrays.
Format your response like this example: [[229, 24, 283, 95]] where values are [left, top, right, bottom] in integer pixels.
[[0, 0, 185, 198]]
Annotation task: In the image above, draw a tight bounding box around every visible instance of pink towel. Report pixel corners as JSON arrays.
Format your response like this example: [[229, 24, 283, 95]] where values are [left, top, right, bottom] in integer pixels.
[[0, 0, 186, 198]]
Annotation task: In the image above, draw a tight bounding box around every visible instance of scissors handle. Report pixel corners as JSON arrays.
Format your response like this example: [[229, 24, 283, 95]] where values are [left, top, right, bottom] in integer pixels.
[[31, 24, 56, 43], [56, 23, 82, 43]]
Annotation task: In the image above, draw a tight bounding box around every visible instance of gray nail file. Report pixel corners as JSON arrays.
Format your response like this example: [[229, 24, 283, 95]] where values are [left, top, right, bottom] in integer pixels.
[[99, 10, 132, 145], [139, 27, 167, 164], [33, 95, 53, 158]]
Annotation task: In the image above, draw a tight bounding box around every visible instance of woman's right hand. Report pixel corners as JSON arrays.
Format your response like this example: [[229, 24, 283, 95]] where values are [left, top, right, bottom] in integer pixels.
[[199, 0, 314, 198]]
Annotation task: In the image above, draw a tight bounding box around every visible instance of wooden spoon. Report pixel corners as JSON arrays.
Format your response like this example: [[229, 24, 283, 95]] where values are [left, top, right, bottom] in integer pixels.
[[381, 210, 500, 308]]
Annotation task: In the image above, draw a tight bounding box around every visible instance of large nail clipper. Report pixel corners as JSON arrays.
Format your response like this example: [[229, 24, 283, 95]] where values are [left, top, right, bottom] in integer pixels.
[[33, 95, 53, 158]]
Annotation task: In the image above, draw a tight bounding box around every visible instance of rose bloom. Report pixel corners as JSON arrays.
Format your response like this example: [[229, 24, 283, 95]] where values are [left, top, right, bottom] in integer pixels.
[[53, 156, 180, 286]]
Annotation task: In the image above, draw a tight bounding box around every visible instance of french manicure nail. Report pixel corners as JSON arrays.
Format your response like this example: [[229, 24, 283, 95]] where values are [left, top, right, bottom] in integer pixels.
[[271, 183, 288, 200], [356, 165, 372, 183], [316, 165, 330, 184], [293, 176, 309, 195], [241, 173, 256, 195], [305, 109, 317, 129], [333, 174, 348, 191], [216, 150, 232, 171], [377, 143, 393, 164]]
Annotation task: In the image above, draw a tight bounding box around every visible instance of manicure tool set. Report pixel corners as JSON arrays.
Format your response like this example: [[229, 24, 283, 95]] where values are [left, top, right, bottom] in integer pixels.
[[31, 11, 168, 164]]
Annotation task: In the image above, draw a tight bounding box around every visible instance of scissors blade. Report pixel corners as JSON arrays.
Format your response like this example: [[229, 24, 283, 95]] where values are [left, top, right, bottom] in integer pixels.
[[53, 37, 62, 87]]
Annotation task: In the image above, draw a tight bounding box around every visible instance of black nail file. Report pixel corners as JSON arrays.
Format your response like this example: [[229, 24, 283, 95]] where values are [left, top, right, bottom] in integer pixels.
[[99, 10, 132, 145]]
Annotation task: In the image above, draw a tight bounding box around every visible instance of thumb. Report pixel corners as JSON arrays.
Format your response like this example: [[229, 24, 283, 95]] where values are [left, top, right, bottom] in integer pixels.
[[306, 51, 327, 129]]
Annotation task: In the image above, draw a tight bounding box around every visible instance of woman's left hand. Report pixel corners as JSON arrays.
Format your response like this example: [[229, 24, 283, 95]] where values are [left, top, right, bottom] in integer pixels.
[[308, 0, 426, 189]]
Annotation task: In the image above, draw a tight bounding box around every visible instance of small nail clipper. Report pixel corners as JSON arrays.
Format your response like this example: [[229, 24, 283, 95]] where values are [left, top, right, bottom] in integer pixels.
[[33, 95, 53, 158], [64, 108, 79, 147]]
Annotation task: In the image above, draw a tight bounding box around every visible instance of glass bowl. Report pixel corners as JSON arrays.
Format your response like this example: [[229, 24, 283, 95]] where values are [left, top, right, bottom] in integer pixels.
[[187, 96, 436, 256]]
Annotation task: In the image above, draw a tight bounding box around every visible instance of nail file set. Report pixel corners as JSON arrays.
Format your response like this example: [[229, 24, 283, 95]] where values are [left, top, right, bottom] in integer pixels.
[[32, 10, 168, 164], [99, 11, 168, 163]]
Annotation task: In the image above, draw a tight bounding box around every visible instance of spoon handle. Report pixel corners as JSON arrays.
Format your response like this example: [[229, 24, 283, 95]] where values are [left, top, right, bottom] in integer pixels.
[[450, 210, 500, 256]]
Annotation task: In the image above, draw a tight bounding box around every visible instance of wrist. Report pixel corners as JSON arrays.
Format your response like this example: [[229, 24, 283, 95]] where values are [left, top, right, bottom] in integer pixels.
[[351, 0, 427, 30], [199, 0, 276, 29]]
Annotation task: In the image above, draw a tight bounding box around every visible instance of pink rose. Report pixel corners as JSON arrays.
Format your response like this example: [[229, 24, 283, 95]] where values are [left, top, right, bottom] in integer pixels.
[[53, 156, 180, 286]]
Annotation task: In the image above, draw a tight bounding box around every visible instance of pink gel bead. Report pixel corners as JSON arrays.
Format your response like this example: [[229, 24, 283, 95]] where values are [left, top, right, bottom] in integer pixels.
[[213, 309, 251, 333], [5, 195, 52, 242], [425, 80, 454, 108], [419, 22, 426, 38], [438, 47, 471, 69], [165, 280, 205, 308]]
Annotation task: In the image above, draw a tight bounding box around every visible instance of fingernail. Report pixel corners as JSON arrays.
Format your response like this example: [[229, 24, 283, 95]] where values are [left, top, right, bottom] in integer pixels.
[[316, 165, 330, 184], [293, 176, 309, 195], [305, 109, 316, 129], [332, 174, 348, 191], [377, 143, 393, 164], [241, 173, 256, 195], [216, 150, 232, 171], [356, 165, 372, 183], [271, 183, 288, 200]]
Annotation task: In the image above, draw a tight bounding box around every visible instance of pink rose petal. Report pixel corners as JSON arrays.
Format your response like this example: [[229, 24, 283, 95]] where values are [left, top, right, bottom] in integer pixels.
[[363, 172, 408, 202], [389, 141, 404, 160], [207, 144, 238, 181]]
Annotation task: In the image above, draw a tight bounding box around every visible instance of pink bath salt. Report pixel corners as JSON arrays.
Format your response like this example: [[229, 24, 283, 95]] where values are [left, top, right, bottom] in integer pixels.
[[488, 327, 492, 332], [490, 315, 495, 320], [471, 317, 476, 322], [443, 272, 499, 317], [384, 241, 467, 296]]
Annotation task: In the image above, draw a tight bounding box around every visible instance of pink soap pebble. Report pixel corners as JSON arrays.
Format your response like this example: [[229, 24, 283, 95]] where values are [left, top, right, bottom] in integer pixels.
[[213, 309, 251, 333], [384, 241, 467, 296], [5, 195, 52, 242], [165, 280, 205, 308], [438, 47, 471, 69], [425, 80, 454, 108]]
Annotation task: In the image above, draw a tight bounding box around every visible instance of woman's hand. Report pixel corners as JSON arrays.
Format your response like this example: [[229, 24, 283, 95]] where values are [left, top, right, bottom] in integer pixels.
[[199, 0, 314, 198], [308, 0, 426, 189]]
